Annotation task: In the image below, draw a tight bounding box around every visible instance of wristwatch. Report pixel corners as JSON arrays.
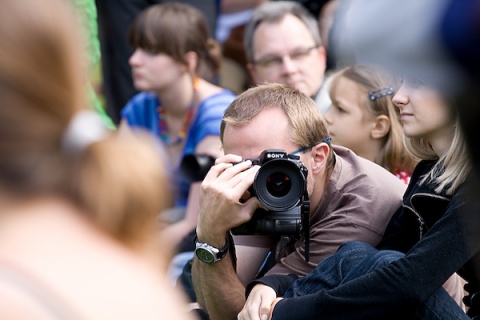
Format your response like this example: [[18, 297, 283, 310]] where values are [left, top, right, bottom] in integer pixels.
[[194, 234, 229, 264]]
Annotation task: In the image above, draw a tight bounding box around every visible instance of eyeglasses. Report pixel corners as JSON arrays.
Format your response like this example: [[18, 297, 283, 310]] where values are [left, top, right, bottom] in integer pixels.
[[253, 45, 320, 69], [290, 137, 331, 156]]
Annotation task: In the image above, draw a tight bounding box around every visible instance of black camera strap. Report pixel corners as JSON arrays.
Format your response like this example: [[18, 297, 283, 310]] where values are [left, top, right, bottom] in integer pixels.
[[254, 236, 288, 279], [302, 192, 310, 262], [254, 192, 310, 278]]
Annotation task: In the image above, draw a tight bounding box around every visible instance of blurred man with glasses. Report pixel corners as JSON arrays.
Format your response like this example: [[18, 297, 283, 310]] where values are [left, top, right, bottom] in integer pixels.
[[244, 1, 329, 112]]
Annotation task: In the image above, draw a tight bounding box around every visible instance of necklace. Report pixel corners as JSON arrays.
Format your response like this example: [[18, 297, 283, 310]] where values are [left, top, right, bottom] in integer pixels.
[[157, 79, 198, 146]]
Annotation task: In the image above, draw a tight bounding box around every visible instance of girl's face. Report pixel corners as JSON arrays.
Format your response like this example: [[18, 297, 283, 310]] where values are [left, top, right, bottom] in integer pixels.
[[129, 48, 185, 91], [392, 79, 452, 142], [324, 76, 376, 154]]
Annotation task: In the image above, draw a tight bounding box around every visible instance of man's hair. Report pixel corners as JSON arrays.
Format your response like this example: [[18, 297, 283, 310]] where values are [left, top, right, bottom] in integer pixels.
[[220, 82, 334, 166], [244, 1, 322, 64]]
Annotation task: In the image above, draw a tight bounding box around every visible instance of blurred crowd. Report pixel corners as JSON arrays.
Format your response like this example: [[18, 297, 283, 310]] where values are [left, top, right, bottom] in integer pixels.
[[1, 0, 479, 319]]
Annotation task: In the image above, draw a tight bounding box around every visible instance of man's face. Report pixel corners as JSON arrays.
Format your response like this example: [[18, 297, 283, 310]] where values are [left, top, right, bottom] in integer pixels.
[[223, 107, 297, 160], [248, 14, 327, 98], [222, 107, 315, 198]]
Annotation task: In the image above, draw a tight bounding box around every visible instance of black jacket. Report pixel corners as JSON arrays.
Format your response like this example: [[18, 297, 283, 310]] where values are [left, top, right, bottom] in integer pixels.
[[250, 160, 480, 319]]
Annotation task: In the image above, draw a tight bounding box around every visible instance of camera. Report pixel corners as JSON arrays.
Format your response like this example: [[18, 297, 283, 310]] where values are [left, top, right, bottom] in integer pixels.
[[180, 149, 310, 237], [231, 149, 309, 237], [180, 153, 215, 183]]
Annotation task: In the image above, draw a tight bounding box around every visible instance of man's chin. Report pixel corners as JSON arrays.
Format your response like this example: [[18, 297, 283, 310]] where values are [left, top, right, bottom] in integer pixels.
[[294, 85, 316, 98], [290, 84, 313, 98]]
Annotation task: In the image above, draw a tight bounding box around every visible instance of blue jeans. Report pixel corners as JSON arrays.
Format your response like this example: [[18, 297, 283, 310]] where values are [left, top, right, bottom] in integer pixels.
[[283, 241, 469, 320]]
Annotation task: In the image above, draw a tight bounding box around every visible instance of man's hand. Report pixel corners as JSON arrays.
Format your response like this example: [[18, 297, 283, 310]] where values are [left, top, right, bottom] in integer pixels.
[[238, 284, 282, 320], [196, 154, 260, 245]]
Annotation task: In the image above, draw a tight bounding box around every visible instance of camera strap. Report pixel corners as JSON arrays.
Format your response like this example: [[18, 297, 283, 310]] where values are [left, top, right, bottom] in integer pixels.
[[254, 199, 310, 279], [254, 236, 288, 279], [302, 193, 310, 262]]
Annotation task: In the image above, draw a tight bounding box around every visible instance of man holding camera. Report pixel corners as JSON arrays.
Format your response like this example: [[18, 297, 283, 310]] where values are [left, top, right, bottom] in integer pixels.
[[192, 83, 406, 320]]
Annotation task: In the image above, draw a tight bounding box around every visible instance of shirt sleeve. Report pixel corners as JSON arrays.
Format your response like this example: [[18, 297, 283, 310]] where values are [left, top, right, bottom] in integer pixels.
[[120, 92, 159, 131], [189, 91, 234, 146], [245, 274, 298, 299]]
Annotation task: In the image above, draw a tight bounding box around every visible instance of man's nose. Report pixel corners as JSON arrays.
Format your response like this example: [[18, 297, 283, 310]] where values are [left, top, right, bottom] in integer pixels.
[[280, 55, 298, 74]]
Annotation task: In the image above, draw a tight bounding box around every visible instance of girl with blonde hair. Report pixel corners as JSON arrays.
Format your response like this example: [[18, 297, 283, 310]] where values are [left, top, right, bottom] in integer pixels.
[[325, 64, 417, 183]]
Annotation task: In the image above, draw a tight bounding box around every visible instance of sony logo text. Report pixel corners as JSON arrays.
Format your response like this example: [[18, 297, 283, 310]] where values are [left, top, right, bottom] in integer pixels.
[[267, 153, 284, 159]]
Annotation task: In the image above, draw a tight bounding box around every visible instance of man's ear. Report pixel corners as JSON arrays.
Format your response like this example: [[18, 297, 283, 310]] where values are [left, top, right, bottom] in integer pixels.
[[310, 142, 330, 175], [315, 45, 327, 74], [371, 115, 391, 140]]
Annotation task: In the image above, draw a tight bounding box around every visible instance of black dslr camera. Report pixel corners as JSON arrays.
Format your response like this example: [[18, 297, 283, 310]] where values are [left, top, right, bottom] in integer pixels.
[[180, 149, 311, 261], [180, 149, 310, 237], [231, 149, 309, 238]]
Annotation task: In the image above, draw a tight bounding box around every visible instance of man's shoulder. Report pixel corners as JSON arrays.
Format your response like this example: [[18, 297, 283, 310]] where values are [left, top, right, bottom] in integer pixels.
[[332, 145, 406, 187], [333, 145, 404, 181], [317, 146, 405, 242]]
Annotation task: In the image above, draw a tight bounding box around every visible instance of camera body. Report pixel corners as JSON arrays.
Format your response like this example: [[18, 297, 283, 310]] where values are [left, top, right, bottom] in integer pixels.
[[232, 149, 309, 236]]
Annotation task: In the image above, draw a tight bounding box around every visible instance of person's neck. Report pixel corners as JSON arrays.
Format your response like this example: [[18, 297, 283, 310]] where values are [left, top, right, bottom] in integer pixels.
[[429, 131, 453, 158], [356, 142, 383, 166], [311, 88, 321, 101], [155, 76, 197, 118], [309, 159, 334, 214]]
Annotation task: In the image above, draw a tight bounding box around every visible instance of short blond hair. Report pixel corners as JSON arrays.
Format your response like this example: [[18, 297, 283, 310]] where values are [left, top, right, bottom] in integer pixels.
[[220, 82, 334, 166]]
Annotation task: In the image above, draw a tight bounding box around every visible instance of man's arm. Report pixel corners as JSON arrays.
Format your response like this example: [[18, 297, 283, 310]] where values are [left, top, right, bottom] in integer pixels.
[[191, 154, 263, 319], [193, 244, 269, 320]]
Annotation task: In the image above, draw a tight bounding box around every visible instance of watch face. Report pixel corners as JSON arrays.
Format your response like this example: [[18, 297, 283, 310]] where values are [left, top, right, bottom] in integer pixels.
[[196, 247, 215, 264]]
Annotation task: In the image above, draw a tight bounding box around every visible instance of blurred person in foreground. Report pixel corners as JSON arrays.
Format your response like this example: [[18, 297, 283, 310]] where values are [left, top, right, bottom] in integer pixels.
[[0, 0, 194, 319]]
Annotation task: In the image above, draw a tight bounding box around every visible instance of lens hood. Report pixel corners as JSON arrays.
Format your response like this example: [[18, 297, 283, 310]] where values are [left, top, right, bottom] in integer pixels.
[[253, 158, 306, 211]]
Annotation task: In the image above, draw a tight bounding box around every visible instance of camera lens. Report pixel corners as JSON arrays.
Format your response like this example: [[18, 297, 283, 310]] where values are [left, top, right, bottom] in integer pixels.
[[180, 154, 215, 183], [253, 159, 306, 211], [266, 172, 291, 197]]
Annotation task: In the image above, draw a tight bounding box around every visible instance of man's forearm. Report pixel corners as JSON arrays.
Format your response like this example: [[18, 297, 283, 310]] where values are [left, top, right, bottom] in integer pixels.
[[192, 251, 247, 320]]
